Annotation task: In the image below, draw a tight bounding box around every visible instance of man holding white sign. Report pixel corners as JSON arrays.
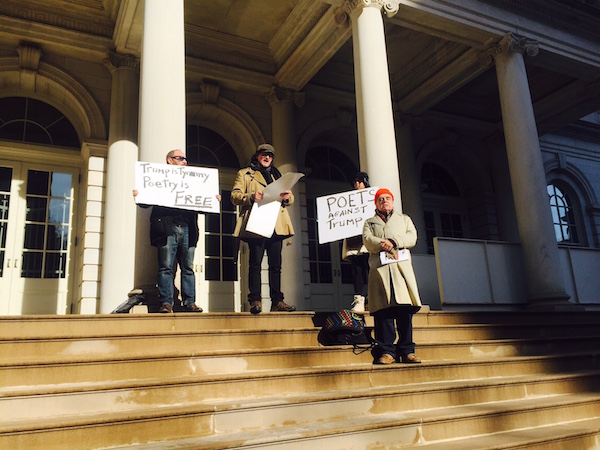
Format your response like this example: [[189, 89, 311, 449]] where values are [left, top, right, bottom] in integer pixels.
[[231, 144, 297, 315], [133, 149, 217, 314]]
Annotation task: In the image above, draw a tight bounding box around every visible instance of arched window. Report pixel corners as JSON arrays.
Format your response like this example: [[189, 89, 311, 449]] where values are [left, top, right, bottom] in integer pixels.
[[421, 162, 460, 196], [421, 162, 466, 254], [0, 97, 80, 148], [305, 146, 357, 183], [186, 125, 239, 168], [547, 183, 580, 244]]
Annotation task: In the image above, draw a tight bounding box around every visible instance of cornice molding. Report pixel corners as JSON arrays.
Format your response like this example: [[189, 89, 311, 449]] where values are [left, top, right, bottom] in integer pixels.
[[0, 2, 113, 37]]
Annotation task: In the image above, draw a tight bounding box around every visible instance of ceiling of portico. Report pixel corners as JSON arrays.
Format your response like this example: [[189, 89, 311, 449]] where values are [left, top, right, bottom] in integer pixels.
[[0, 0, 599, 137]]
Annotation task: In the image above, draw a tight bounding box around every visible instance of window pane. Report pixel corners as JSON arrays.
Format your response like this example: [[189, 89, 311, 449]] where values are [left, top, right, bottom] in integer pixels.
[[221, 214, 235, 235], [27, 170, 49, 195], [0, 194, 9, 221], [50, 173, 72, 198], [206, 214, 220, 233], [24, 224, 45, 249], [0, 167, 12, 192], [26, 197, 47, 222], [205, 234, 220, 257], [205, 258, 220, 281], [44, 252, 67, 278], [222, 259, 237, 281], [319, 262, 332, 283], [222, 236, 235, 258], [46, 225, 68, 251], [21, 252, 42, 278], [48, 199, 70, 224]]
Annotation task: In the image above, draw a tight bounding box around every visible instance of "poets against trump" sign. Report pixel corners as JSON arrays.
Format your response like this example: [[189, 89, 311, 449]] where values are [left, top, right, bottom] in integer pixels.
[[134, 161, 220, 213], [316, 187, 377, 244]]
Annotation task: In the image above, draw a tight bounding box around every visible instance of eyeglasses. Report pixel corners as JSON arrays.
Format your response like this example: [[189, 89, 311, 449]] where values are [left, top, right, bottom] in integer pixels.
[[170, 156, 187, 162], [259, 153, 273, 158]]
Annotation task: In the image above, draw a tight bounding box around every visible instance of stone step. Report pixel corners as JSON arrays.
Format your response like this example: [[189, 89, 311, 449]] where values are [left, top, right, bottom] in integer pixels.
[[2, 352, 598, 422], [0, 328, 320, 364], [0, 312, 317, 340], [2, 322, 597, 365], [2, 335, 598, 389], [4, 389, 598, 449]]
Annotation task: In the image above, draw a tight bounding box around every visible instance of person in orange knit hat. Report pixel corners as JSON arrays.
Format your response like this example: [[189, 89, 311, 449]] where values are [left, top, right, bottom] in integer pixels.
[[363, 188, 422, 364]]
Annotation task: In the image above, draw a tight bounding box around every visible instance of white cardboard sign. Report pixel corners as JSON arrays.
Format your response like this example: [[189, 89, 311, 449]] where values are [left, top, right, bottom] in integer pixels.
[[135, 161, 220, 213], [316, 187, 378, 244]]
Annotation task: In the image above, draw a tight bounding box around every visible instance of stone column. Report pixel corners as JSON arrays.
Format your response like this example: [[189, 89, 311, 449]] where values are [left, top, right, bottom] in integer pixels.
[[487, 136, 520, 242], [136, 0, 186, 290], [347, 0, 402, 207], [99, 53, 140, 313], [490, 34, 570, 308], [395, 118, 427, 253], [266, 87, 307, 309]]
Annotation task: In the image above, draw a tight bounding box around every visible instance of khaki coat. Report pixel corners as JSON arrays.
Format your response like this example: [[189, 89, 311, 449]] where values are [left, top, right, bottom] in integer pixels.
[[362, 211, 422, 314], [231, 166, 295, 240]]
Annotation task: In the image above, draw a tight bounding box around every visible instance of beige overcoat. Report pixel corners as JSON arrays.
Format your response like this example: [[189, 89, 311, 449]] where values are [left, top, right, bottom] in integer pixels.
[[362, 211, 422, 314], [231, 166, 295, 240]]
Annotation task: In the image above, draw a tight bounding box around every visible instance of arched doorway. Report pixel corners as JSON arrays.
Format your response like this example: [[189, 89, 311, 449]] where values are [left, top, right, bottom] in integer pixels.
[[0, 97, 81, 314]]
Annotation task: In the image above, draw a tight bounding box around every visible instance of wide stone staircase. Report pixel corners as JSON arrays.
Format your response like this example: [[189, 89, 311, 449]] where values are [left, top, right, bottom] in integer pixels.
[[1, 310, 599, 449]]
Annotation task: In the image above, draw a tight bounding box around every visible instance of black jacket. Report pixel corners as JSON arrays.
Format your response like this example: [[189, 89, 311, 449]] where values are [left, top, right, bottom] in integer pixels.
[[149, 206, 199, 247]]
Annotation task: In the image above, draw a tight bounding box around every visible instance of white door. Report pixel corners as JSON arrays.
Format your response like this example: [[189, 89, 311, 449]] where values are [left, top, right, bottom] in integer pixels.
[[0, 161, 77, 315], [194, 188, 241, 312]]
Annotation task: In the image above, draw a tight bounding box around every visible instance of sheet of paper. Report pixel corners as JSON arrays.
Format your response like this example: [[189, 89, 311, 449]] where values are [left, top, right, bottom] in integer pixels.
[[379, 249, 410, 265], [245, 201, 281, 238], [261, 172, 304, 203]]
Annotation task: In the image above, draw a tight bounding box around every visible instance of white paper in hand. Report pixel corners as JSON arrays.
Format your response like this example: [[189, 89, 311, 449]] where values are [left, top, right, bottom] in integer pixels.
[[379, 249, 410, 265], [245, 201, 281, 238]]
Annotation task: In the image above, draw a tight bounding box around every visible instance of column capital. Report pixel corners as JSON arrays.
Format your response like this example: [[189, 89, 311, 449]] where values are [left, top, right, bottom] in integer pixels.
[[104, 51, 140, 74], [265, 86, 305, 108], [393, 110, 424, 130], [343, 0, 400, 19], [478, 33, 539, 67]]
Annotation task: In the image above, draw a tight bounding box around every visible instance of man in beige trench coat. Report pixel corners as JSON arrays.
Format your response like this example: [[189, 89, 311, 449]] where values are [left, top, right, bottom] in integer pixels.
[[363, 188, 422, 364], [231, 144, 297, 315]]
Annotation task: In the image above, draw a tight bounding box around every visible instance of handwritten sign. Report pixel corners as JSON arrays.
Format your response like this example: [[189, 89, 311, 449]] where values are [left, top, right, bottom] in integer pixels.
[[134, 161, 220, 213], [316, 187, 378, 244]]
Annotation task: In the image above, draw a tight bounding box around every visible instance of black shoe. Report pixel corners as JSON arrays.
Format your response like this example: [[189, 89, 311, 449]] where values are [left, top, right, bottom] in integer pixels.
[[270, 301, 296, 312], [159, 304, 173, 313], [181, 304, 203, 312], [250, 301, 262, 315]]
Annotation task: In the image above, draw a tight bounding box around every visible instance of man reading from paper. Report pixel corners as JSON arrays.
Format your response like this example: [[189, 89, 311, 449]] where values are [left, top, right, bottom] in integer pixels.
[[231, 144, 297, 315]]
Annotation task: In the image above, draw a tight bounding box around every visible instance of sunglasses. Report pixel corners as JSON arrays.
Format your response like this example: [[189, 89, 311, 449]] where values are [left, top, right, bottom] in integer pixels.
[[170, 156, 187, 162]]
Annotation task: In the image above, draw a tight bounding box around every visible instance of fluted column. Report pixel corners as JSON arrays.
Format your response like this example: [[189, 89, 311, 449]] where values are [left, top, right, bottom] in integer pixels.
[[99, 53, 140, 313], [266, 87, 306, 309], [489, 34, 570, 308], [395, 118, 427, 253], [135, 0, 186, 290], [346, 0, 402, 206]]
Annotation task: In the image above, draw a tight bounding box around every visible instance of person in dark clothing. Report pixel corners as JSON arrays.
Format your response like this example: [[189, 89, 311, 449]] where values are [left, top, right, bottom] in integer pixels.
[[342, 172, 371, 313], [133, 149, 203, 314]]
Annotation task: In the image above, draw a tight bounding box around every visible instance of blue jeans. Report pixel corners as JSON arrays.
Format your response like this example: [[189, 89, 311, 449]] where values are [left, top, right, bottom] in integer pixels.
[[156, 225, 196, 307]]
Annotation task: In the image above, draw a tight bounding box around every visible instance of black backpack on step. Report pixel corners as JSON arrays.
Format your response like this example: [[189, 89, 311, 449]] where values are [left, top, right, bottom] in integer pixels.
[[317, 309, 373, 349]]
